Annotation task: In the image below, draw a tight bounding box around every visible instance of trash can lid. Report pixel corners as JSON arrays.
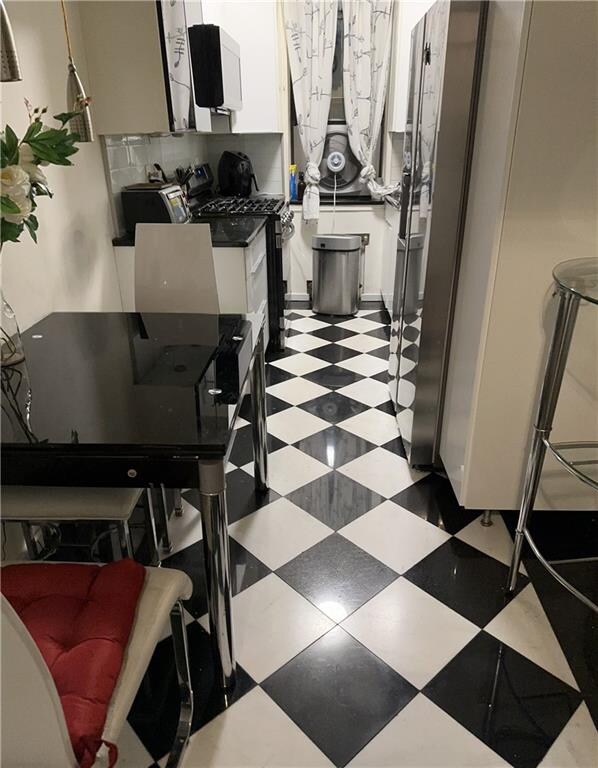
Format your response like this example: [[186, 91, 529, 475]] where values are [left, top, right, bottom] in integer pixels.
[[312, 234, 362, 251]]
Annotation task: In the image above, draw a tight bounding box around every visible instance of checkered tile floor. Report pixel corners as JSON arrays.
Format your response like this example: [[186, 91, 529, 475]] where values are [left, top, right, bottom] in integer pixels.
[[123, 304, 597, 768]]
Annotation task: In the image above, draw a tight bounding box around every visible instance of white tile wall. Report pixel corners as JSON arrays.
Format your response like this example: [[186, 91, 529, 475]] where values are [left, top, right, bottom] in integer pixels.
[[103, 132, 284, 234], [204, 134, 284, 195]]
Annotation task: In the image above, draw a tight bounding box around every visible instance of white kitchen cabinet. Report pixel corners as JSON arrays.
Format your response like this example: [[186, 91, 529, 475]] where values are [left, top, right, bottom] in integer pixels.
[[114, 227, 269, 346], [387, 0, 435, 133], [201, 0, 282, 133], [79, 1, 211, 135]]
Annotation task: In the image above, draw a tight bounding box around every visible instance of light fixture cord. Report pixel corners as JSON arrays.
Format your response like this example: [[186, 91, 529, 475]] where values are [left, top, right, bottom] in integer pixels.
[[60, 0, 74, 62]]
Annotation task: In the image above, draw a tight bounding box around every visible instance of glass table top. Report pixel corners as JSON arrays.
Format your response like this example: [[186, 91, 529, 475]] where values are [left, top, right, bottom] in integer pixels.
[[552, 258, 598, 305], [1, 312, 261, 456]]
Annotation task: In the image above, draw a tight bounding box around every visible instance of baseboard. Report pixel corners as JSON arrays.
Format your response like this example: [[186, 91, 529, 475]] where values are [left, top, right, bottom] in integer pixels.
[[286, 292, 382, 303]]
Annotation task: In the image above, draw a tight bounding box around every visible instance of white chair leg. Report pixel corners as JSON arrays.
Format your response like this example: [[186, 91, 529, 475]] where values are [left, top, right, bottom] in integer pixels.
[[166, 600, 194, 768]]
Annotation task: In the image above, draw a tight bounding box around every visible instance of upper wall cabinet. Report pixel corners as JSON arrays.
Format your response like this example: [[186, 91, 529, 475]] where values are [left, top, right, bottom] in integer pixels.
[[387, 0, 435, 133], [79, 1, 212, 135], [201, 0, 282, 133]]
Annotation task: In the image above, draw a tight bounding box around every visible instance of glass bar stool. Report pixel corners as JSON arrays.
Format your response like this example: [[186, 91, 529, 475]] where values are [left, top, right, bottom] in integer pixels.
[[507, 257, 598, 613]]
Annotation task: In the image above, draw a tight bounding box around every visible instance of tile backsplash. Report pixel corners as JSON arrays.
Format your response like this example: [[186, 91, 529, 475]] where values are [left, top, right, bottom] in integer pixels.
[[104, 132, 284, 236]]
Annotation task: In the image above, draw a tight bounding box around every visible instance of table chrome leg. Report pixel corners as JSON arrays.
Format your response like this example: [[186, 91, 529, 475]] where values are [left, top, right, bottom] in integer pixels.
[[481, 510, 493, 527], [174, 488, 184, 517], [159, 484, 174, 554], [250, 327, 269, 493], [507, 289, 580, 593], [166, 600, 194, 768], [121, 520, 133, 558], [199, 459, 236, 689], [145, 489, 161, 567], [21, 522, 39, 559]]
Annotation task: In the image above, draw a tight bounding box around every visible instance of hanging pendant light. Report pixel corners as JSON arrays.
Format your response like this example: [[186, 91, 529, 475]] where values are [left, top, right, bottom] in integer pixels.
[[60, 0, 93, 142], [1, 0, 22, 82]]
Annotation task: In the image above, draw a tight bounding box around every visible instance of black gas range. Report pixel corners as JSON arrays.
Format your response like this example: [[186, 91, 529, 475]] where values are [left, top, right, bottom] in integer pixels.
[[190, 184, 294, 352]]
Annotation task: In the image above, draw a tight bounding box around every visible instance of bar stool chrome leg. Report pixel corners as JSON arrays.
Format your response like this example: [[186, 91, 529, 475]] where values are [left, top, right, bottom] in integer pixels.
[[173, 488, 184, 517], [145, 488, 162, 567], [507, 289, 581, 593]]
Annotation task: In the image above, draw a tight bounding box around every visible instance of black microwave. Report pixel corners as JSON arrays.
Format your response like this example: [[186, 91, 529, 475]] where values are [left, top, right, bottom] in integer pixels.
[[188, 24, 242, 112]]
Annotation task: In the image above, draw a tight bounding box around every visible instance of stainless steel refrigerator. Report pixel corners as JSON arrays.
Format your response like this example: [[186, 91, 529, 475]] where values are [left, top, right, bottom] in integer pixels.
[[388, 0, 487, 468]]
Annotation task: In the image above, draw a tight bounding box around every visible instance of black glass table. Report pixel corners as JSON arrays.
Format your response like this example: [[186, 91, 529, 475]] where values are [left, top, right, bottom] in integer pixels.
[[1, 311, 269, 689]]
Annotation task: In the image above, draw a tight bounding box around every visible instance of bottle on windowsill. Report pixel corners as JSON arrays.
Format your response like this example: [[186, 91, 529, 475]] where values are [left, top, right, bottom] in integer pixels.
[[297, 172, 306, 202]]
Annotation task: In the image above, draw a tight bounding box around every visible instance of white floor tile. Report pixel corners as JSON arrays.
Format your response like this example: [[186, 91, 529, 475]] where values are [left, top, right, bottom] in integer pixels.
[[229, 497, 332, 570], [342, 578, 478, 688], [113, 722, 154, 767], [336, 317, 385, 334], [356, 309, 380, 317], [166, 498, 203, 557], [337, 410, 399, 446], [285, 334, 331, 353], [539, 703, 598, 768], [242, 445, 331, 496], [337, 354, 389, 377], [456, 513, 527, 574], [201, 574, 334, 682], [267, 407, 329, 443], [290, 317, 329, 333], [338, 447, 427, 498], [485, 583, 579, 689], [349, 694, 510, 768], [336, 334, 388, 353], [266, 377, 330, 406], [340, 500, 450, 573], [337, 378, 391, 408], [234, 416, 250, 430], [291, 309, 316, 317], [183, 687, 333, 767], [268, 353, 330, 376]]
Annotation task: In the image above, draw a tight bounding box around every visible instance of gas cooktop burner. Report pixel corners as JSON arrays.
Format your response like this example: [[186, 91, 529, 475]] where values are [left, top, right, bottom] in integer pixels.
[[195, 196, 285, 216]]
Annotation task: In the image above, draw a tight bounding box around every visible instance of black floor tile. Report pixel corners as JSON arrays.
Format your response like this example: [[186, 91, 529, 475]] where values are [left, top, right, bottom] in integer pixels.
[[183, 469, 280, 525], [294, 425, 377, 470], [393, 474, 481, 534], [375, 400, 395, 415], [424, 631, 582, 768], [371, 369, 392, 384], [304, 364, 364, 391], [163, 537, 270, 619], [286, 312, 304, 322], [277, 534, 397, 620], [402, 325, 420, 342], [266, 393, 293, 415], [262, 626, 417, 767], [288, 471, 383, 530], [287, 327, 302, 337], [381, 436, 407, 459], [502, 510, 598, 561], [265, 363, 294, 387], [525, 557, 598, 728], [266, 346, 299, 363], [310, 325, 358, 343], [404, 538, 529, 627], [361, 309, 391, 324], [312, 313, 352, 325], [307, 343, 361, 364], [129, 622, 255, 761], [229, 424, 286, 466], [366, 325, 390, 341], [401, 342, 420, 361], [299, 391, 370, 424], [367, 344, 390, 361]]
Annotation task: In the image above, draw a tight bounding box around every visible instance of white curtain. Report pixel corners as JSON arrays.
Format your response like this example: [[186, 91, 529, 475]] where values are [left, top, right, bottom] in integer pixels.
[[342, 0, 397, 199], [283, 0, 338, 220]]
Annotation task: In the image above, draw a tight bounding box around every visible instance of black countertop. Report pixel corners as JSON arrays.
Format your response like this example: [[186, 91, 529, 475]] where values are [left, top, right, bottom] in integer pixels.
[[113, 216, 267, 248]]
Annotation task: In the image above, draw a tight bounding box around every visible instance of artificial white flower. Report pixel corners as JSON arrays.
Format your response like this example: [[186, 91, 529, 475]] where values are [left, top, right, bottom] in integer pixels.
[[1, 165, 33, 223], [18, 144, 48, 185]]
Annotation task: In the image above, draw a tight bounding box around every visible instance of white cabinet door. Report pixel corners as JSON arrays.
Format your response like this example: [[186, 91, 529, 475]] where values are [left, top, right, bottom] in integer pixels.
[[183, 0, 213, 132], [202, 0, 281, 132], [389, 0, 435, 133]]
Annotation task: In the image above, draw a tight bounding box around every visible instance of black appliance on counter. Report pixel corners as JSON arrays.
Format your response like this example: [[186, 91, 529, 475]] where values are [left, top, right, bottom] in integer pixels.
[[121, 183, 189, 235], [218, 151, 259, 197], [188, 163, 294, 353]]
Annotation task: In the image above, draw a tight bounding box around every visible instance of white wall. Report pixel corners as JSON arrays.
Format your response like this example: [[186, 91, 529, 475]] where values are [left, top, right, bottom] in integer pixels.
[[287, 205, 386, 301], [441, 0, 598, 511], [1, 1, 122, 330]]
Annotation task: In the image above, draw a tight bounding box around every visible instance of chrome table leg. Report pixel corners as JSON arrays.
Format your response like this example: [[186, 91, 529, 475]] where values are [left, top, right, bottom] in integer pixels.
[[174, 488, 184, 517], [198, 459, 236, 689], [145, 488, 161, 567], [166, 600, 194, 768], [250, 327, 269, 493], [120, 519, 133, 558], [507, 289, 581, 592], [159, 484, 174, 554], [21, 522, 40, 559]]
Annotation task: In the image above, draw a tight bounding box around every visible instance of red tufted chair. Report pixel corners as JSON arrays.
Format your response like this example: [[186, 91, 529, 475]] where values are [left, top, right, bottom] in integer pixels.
[[1, 559, 193, 768]]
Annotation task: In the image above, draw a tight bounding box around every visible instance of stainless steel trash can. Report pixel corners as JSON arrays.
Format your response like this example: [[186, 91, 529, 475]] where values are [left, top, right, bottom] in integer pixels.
[[312, 234, 362, 315]]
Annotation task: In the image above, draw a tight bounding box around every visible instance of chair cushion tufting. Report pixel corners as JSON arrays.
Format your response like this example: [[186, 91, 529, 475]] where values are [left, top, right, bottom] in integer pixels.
[[1, 559, 146, 767]]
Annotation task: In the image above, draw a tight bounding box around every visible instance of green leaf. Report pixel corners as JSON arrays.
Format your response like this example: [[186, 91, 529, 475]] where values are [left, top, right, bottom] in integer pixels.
[[0, 195, 20, 215], [23, 120, 43, 142], [53, 111, 80, 126], [1, 220, 24, 243], [0, 139, 9, 168], [2, 125, 19, 166], [24, 216, 38, 243]]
